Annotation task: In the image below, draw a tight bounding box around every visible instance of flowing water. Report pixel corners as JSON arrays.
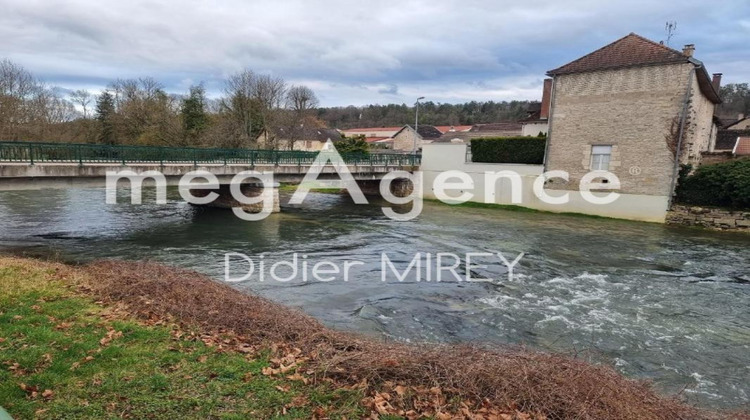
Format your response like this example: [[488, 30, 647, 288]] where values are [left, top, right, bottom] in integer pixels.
[[0, 187, 748, 409]]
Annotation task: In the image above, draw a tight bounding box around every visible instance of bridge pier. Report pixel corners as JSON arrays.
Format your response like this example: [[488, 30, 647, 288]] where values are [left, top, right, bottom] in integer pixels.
[[190, 184, 280, 213], [356, 179, 414, 198]]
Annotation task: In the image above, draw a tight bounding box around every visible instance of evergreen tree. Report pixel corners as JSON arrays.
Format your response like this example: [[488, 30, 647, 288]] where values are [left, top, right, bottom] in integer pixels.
[[95, 91, 116, 145], [334, 135, 369, 155], [181, 84, 208, 145]]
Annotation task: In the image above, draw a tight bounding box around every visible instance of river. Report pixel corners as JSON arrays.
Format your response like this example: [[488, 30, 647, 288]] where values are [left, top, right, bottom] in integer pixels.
[[0, 187, 748, 409]]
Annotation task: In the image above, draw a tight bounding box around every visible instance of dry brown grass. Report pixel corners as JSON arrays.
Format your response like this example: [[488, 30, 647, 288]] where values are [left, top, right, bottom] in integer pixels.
[[78, 259, 743, 420]]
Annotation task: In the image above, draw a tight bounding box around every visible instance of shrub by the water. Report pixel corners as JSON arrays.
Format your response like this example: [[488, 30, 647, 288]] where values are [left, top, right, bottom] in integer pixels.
[[675, 159, 750, 209], [470, 136, 546, 164]]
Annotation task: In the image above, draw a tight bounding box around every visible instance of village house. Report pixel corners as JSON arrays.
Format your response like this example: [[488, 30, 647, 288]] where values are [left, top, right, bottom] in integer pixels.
[[436, 122, 523, 143], [391, 125, 444, 152], [520, 79, 552, 136], [256, 127, 343, 151], [420, 32, 725, 223], [708, 114, 750, 156], [543, 33, 722, 214]]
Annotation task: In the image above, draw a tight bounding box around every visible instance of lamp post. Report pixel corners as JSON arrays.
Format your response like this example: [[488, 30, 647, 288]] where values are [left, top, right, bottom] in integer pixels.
[[413, 96, 425, 154]]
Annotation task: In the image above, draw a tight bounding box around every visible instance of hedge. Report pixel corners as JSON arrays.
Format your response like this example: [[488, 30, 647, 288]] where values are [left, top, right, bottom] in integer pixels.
[[470, 137, 546, 164], [675, 158, 750, 209]]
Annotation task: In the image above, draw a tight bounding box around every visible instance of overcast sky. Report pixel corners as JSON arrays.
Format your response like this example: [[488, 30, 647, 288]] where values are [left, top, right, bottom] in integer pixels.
[[2, 0, 748, 107]]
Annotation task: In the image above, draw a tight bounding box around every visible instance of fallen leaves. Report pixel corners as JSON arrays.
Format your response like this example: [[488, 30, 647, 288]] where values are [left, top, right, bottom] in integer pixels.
[[361, 383, 547, 420], [286, 372, 309, 385], [98, 328, 123, 347], [6, 361, 25, 376], [262, 346, 309, 377], [70, 355, 95, 371], [19, 383, 54, 401]]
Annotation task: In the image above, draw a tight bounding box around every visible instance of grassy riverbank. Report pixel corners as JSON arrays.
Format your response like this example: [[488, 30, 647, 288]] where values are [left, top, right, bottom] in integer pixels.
[[0, 257, 744, 419], [0, 258, 364, 419]]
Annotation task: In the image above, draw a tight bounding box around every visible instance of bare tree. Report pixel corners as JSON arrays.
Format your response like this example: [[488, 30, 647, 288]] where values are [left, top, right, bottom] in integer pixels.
[[253, 74, 286, 111], [220, 69, 261, 147], [278, 85, 321, 149], [0, 59, 44, 139], [69, 89, 92, 118], [219, 69, 288, 148], [286, 85, 319, 114]]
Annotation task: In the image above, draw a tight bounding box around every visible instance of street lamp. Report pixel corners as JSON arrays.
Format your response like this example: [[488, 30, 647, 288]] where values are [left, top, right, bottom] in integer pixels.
[[413, 96, 425, 154]]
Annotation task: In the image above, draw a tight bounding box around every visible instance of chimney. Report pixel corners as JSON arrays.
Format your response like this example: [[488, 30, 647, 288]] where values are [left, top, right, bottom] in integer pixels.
[[540, 78, 552, 119], [712, 73, 722, 91], [682, 44, 695, 57]]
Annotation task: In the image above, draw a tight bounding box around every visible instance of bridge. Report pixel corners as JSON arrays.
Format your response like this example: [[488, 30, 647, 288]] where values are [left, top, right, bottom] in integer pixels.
[[0, 141, 418, 188], [0, 141, 420, 212]]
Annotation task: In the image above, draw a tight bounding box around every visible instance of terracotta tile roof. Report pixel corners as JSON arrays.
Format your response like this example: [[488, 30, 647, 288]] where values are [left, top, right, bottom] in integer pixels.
[[734, 137, 750, 156], [716, 129, 750, 150], [547, 33, 721, 104], [547, 33, 689, 76]]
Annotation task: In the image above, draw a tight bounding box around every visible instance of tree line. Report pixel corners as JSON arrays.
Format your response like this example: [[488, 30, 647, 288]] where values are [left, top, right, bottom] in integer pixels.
[[718, 83, 750, 119], [317, 101, 532, 129], [2, 57, 749, 149], [0, 59, 321, 149], [319, 85, 750, 129]]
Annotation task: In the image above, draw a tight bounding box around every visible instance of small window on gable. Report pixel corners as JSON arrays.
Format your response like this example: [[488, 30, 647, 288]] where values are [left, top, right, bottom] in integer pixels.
[[591, 145, 612, 171]]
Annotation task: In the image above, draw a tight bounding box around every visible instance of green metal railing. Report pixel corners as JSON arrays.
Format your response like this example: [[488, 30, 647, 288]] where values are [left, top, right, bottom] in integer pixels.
[[0, 142, 420, 167]]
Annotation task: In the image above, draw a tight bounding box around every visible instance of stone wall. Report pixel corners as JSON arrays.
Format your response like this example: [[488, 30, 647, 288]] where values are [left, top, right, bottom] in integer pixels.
[[421, 143, 670, 222], [682, 71, 718, 167], [546, 63, 692, 197], [392, 128, 420, 152], [666, 204, 750, 232]]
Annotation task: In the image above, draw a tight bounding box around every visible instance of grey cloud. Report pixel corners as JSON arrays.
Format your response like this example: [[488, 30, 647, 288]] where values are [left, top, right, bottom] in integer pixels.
[[0, 0, 747, 106], [378, 84, 399, 95]]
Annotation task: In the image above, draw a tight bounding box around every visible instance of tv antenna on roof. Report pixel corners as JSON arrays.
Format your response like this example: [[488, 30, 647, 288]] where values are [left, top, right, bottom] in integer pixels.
[[664, 21, 677, 47]]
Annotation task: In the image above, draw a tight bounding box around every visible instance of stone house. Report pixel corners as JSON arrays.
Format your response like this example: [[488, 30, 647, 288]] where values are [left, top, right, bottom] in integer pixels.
[[544, 33, 722, 205], [391, 125, 443, 152], [256, 127, 343, 151]]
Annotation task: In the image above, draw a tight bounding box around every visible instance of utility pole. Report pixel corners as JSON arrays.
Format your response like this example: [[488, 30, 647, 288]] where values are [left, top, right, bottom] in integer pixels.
[[413, 96, 425, 154]]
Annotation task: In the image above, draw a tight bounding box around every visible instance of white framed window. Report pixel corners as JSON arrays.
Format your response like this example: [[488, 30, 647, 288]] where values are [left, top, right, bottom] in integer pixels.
[[590, 145, 612, 170]]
